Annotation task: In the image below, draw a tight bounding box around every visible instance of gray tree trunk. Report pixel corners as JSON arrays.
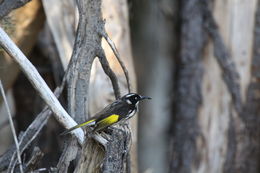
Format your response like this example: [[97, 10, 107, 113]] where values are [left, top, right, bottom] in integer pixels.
[[169, 1, 260, 173], [131, 0, 260, 173]]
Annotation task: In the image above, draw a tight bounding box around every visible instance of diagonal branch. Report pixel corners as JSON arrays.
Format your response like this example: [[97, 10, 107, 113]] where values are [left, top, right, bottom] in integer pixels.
[[0, 81, 24, 173], [0, 56, 73, 172], [0, 27, 84, 144], [97, 47, 121, 99], [102, 31, 131, 93], [203, 4, 242, 113]]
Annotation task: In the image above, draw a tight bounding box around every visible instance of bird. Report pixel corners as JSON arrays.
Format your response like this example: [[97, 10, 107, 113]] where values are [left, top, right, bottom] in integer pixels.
[[61, 93, 151, 135]]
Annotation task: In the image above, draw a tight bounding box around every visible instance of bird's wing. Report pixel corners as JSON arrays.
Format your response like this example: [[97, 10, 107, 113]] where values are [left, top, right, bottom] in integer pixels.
[[92, 100, 124, 121], [60, 100, 125, 135]]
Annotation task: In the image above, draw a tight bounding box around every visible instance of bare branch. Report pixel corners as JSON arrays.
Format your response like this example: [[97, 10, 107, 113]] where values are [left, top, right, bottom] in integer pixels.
[[1, 51, 74, 172], [57, 0, 103, 170], [0, 27, 84, 144], [98, 48, 121, 99], [0, 80, 24, 173], [102, 32, 131, 93], [0, 0, 32, 19]]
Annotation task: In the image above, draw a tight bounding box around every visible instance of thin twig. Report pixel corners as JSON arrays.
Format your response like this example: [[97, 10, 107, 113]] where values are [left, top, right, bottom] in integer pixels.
[[102, 32, 131, 93], [98, 48, 121, 99], [0, 80, 24, 173]]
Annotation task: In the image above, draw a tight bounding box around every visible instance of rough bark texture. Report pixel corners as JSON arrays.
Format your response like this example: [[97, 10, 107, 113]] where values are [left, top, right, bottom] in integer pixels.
[[57, 0, 132, 172], [101, 129, 131, 173], [41, 0, 135, 171], [57, 0, 104, 171], [232, 1, 260, 172], [67, 0, 102, 123], [74, 138, 105, 173], [76, 128, 131, 173]]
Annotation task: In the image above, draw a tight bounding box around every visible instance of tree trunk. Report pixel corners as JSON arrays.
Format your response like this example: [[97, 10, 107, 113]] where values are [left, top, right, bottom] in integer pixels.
[[168, 0, 260, 173], [131, 0, 260, 172], [130, 0, 175, 172]]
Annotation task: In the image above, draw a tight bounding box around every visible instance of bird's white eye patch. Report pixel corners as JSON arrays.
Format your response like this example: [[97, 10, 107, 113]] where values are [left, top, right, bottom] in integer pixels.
[[126, 99, 132, 104]]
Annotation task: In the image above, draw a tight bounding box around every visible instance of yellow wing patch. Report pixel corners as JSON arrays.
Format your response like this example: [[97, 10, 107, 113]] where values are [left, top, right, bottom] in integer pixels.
[[99, 114, 119, 125]]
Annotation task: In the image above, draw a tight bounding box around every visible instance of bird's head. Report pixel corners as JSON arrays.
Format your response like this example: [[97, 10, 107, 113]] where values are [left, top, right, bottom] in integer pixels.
[[122, 93, 151, 106]]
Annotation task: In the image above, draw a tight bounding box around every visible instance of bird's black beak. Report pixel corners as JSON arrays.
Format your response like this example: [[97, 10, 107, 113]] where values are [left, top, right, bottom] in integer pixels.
[[140, 96, 152, 100]]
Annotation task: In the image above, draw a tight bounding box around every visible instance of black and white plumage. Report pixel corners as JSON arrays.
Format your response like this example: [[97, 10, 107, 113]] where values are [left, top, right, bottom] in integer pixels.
[[61, 93, 151, 135]]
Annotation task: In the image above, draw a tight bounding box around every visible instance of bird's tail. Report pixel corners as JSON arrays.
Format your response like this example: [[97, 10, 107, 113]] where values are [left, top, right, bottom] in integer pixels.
[[60, 119, 96, 136]]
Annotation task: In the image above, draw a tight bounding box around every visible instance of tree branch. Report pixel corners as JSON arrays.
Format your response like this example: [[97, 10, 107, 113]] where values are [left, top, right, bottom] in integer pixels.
[[102, 31, 131, 93], [58, 0, 105, 170], [98, 48, 121, 99], [57, 0, 131, 171], [0, 55, 73, 172], [0, 27, 84, 144]]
